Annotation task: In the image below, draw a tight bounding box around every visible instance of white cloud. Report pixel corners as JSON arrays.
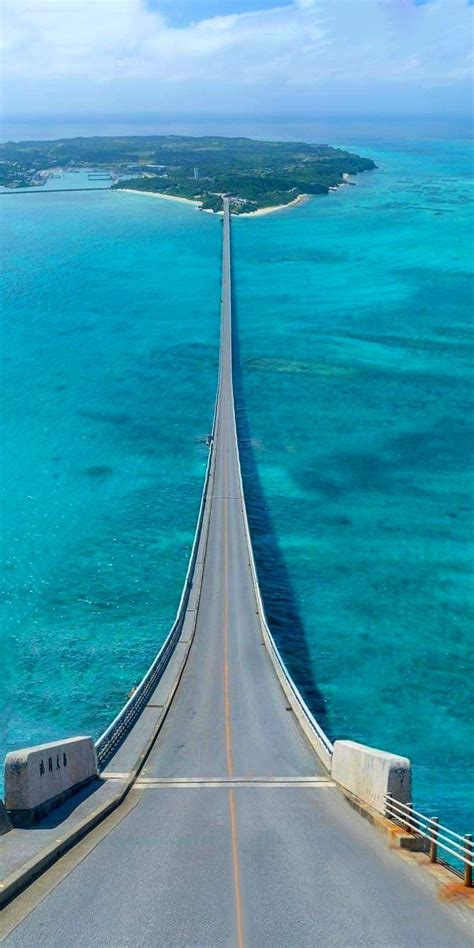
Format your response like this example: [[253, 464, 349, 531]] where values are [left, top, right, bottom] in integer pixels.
[[0, 0, 472, 92]]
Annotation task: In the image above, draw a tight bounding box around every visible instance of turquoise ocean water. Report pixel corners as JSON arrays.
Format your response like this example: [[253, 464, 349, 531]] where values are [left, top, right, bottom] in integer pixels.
[[1, 128, 473, 835]]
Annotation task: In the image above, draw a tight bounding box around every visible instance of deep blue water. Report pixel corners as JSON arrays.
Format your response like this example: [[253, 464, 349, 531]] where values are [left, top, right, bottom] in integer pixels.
[[1, 125, 472, 836]]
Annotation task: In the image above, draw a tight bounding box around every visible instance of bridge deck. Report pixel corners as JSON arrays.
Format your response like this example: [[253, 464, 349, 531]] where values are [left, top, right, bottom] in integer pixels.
[[4, 201, 471, 947]]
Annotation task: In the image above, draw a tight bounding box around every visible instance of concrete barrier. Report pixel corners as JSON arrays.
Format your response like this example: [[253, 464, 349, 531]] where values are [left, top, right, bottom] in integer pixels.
[[5, 737, 97, 826], [0, 800, 13, 835], [331, 740, 411, 815]]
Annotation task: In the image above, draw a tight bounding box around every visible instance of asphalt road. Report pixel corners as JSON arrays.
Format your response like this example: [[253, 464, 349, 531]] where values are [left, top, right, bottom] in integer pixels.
[[5, 201, 472, 947]]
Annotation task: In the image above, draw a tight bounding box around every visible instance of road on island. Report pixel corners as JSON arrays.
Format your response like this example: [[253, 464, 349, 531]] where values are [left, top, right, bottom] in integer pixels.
[[4, 200, 472, 948]]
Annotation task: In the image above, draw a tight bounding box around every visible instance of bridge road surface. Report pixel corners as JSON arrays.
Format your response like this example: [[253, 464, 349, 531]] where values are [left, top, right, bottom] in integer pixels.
[[4, 200, 471, 947]]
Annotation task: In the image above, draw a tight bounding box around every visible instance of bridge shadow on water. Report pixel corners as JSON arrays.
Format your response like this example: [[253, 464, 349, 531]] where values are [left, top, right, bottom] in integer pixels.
[[231, 294, 330, 738]]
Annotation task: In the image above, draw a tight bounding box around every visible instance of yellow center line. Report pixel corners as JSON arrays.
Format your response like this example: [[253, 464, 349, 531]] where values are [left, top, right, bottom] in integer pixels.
[[222, 385, 245, 948], [229, 788, 245, 948], [223, 435, 234, 778]]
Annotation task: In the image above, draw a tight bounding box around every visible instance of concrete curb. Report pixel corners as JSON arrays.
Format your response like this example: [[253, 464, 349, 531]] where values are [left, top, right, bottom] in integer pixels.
[[342, 788, 474, 910], [0, 801, 13, 836], [0, 471, 216, 910], [232, 367, 333, 774], [0, 616, 196, 909], [342, 788, 428, 850], [223, 203, 334, 776], [0, 785, 126, 910], [258, 619, 333, 773]]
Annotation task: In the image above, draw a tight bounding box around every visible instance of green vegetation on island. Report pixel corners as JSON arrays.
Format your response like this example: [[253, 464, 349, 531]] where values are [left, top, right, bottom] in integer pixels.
[[0, 134, 376, 212]]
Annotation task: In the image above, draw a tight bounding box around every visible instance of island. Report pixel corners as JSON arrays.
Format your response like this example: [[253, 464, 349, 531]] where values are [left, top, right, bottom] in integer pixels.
[[0, 135, 376, 213]]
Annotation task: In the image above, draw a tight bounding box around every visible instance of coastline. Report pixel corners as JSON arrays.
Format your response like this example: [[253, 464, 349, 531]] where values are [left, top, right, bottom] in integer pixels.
[[115, 182, 357, 216], [239, 193, 309, 217], [118, 188, 310, 217]]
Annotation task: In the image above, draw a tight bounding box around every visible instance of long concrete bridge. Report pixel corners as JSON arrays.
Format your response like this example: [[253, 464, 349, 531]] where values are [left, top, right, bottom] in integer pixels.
[[1, 200, 472, 945]]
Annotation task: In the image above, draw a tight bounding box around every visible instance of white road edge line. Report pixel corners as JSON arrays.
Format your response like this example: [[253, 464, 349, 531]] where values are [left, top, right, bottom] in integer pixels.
[[133, 778, 337, 789]]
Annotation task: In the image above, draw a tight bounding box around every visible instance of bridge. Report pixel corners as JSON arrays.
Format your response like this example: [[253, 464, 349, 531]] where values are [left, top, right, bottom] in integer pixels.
[[1, 200, 472, 945]]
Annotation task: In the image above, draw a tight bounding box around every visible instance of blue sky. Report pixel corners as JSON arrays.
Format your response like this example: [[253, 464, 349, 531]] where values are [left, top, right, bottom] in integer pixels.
[[1, 0, 472, 119], [145, 0, 288, 24]]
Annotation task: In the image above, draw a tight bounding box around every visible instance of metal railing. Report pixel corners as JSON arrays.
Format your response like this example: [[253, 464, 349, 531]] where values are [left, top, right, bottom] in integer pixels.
[[385, 794, 473, 887], [95, 430, 216, 769], [223, 198, 334, 770], [95, 203, 226, 770], [259, 616, 334, 763]]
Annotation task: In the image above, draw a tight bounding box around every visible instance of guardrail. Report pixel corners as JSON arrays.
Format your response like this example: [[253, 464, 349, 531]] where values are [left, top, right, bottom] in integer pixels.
[[385, 793, 473, 887], [223, 201, 334, 770], [95, 428, 216, 768], [95, 206, 229, 770], [260, 617, 334, 763]]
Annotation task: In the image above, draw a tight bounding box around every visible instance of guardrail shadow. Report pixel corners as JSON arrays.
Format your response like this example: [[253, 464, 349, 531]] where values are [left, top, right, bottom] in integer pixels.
[[231, 294, 330, 736]]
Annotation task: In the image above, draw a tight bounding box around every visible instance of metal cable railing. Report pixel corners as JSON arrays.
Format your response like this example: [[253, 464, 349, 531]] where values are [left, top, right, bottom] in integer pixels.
[[95, 430, 216, 769], [385, 794, 473, 887], [223, 202, 333, 769], [259, 616, 334, 763], [96, 203, 229, 771]]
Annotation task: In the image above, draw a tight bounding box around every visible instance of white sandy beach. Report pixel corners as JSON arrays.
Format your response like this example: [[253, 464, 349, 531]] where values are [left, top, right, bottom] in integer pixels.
[[119, 188, 311, 217], [239, 193, 309, 217]]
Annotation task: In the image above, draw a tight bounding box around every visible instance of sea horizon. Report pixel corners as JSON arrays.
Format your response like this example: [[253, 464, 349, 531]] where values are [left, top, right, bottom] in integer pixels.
[[1, 111, 473, 146]]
